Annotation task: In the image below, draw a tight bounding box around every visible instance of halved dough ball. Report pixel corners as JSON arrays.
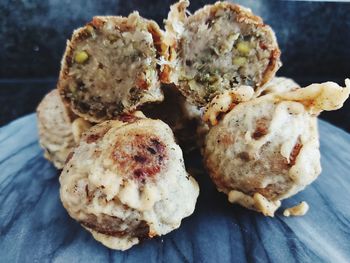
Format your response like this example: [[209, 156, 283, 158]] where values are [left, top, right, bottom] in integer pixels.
[[59, 117, 199, 250], [203, 80, 350, 216], [37, 89, 91, 169], [58, 12, 168, 122], [164, 0, 281, 106]]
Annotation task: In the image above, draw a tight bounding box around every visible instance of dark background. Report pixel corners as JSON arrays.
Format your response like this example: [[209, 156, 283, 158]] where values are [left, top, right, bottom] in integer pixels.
[[1, 0, 349, 131]]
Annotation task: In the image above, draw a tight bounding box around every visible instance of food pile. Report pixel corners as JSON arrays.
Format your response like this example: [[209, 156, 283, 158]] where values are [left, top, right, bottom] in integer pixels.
[[36, 0, 350, 250]]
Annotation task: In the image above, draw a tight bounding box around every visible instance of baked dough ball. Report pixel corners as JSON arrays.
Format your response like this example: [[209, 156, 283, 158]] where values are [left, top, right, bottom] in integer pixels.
[[142, 85, 206, 153], [59, 116, 199, 250], [203, 80, 350, 216], [164, 0, 281, 106], [58, 12, 168, 122], [37, 89, 91, 169]]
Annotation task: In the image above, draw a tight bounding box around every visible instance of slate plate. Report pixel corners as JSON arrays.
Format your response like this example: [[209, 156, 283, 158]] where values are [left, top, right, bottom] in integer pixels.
[[0, 114, 349, 263]]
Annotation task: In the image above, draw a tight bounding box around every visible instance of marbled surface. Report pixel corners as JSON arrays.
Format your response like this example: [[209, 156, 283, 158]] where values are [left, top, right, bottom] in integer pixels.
[[0, 114, 350, 262]]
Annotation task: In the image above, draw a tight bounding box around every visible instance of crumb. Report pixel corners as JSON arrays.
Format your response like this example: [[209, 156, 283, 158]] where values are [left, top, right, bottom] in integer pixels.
[[283, 201, 309, 217]]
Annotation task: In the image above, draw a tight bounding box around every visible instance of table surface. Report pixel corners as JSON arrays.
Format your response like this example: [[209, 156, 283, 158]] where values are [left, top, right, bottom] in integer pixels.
[[0, 114, 349, 263]]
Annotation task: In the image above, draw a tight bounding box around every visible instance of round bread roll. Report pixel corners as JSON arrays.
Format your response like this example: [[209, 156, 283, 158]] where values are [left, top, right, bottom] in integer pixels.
[[37, 89, 91, 169], [164, 0, 281, 106], [59, 116, 199, 250], [58, 12, 168, 122], [203, 80, 350, 216]]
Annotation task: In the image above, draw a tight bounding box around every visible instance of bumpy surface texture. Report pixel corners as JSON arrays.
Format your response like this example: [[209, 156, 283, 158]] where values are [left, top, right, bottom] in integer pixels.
[[37, 89, 91, 169], [59, 117, 199, 250], [58, 13, 167, 122], [164, 0, 281, 106], [204, 80, 350, 216]]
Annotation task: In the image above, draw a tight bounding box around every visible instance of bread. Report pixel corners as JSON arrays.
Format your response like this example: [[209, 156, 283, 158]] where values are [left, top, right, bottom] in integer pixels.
[[58, 12, 169, 122], [36, 89, 91, 169], [203, 80, 350, 216], [59, 116, 199, 250], [164, 0, 281, 106]]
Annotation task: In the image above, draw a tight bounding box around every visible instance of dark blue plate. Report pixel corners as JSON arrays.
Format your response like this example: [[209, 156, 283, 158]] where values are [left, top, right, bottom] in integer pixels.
[[0, 114, 349, 262]]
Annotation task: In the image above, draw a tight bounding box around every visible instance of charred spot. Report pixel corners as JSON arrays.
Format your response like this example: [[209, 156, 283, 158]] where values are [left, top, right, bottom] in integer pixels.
[[94, 108, 107, 119], [76, 81, 86, 91], [85, 126, 111, 144], [289, 141, 303, 166], [205, 17, 215, 28], [112, 135, 167, 182], [65, 151, 74, 164], [133, 155, 148, 164], [185, 60, 193, 67], [86, 134, 101, 144], [114, 102, 125, 114], [135, 76, 149, 90], [253, 126, 267, 140], [259, 41, 268, 50], [85, 185, 93, 203], [150, 138, 164, 153], [77, 101, 90, 113], [253, 118, 269, 140], [238, 152, 250, 161], [133, 168, 147, 179], [65, 55, 73, 67], [118, 113, 140, 123], [260, 90, 268, 96], [146, 147, 157, 155], [75, 30, 92, 42], [215, 111, 226, 123]]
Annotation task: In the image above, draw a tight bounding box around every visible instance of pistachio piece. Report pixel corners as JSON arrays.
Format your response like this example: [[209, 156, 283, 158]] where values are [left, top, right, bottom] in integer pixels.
[[232, 56, 247, 67], [188, 79, 201, 91], [86, 25, 94, 34], [69, 82, 77, 93], [75, 51, 89, 64], [108, 34, 118, 43], [236, 41, 251, 55]]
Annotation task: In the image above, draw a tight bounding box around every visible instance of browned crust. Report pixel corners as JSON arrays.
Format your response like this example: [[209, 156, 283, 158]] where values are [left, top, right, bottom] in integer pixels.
[[80, 213, 151, 239], [111, 134, 167, 183], [204, 153, 292, 201], [165, 0, 281, 101], [204, 133, 303, 201], [57, 14, 167, 122], [260, 48, 282, 87]]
